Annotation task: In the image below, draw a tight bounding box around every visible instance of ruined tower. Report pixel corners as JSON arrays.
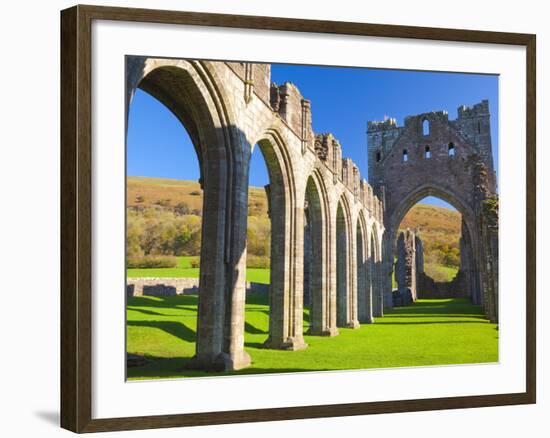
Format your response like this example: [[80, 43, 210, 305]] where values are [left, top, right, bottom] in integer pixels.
[[367, 100, 499, 322]]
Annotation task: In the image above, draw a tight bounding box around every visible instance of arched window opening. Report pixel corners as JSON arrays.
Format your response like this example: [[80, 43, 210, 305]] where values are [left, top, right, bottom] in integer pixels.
[[424, 145, 431, 159], [448, 142, 456, 157], [376, 151, 381, 162], [403, 149, 408, 162], [477, 121, 481, 134], [422, 119, 430, 136]]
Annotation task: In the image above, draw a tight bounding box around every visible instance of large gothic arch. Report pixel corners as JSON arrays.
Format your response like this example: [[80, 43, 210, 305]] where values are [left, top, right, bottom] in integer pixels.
[[127, 59, 253, 370]]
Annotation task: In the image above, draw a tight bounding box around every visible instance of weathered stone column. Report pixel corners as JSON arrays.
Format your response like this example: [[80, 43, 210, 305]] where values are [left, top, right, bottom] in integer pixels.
[[305, 196, 338, 336], [357, 222, 373, 323], [192, 152, 231, 370], [220, 138, 252, 370], [348, 220, 360, 328], [263, 165, 307, 351], [327, 204, 339, 335], [374, 231, 390, 317], [395, 229, 418, 304]]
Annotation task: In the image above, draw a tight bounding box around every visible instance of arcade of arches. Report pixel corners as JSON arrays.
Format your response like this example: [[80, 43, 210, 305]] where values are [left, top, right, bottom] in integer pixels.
[[126, 58, 498, 372]]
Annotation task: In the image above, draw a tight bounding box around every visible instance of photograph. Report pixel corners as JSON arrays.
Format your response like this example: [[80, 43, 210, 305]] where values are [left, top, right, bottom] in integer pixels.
[[124, 58, 500, 380]]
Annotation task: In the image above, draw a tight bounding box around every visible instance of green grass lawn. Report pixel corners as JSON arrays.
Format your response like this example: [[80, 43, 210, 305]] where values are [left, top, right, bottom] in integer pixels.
[[127, 295, 498, 380], [127, 256, 270, 284]]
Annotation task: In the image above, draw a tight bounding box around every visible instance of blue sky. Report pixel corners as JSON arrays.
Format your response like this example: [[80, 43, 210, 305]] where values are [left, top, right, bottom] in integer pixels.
[[127, 63, 498, 210]]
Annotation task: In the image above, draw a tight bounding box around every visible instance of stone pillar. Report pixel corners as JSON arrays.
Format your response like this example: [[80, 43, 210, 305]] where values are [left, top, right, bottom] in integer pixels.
[[220, 143, 252, 370], [303, 206, 312, 308], [192, 146, 239, 371], [305, 195, 338, 337], [395, 229, 418, 304], [357, 221, 373, 323], [264, 176, 307, 351], [327, 205, 339, 335], [374, 231, 390, 317], [415, 234, 424, 275], [348, 219, 360, 328], [336, 208, 348, 327]]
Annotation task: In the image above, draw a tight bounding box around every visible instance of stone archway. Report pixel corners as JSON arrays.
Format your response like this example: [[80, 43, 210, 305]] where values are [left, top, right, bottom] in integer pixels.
[[385, 183, 478, 305], [303, 171, 338, 336], [336, 195, 359, 328], [254, 130, 307, 351], [126, 59, 252, 371]]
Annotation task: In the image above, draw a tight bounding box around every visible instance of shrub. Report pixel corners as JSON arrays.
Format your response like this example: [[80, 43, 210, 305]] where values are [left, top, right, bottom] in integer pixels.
[[127, 255, 178, 269], [246, 255, 270, 269], [155, 198, 171, 207], [174, 201, 190, 215], [189, 258, 200, 268], [189, 190, 201, 196]]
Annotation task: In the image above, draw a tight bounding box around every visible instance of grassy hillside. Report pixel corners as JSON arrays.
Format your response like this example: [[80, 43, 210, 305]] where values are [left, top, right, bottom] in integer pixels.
[[400, 203, 461, 245], [399, 203, 462, 280], [127, 176, 268, 214]]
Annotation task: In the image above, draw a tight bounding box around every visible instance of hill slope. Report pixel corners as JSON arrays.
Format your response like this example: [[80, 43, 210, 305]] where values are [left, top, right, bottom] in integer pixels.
[[400, 203, 461, 252], [127, 177, 462, 277], [127, 176, 268, 214]]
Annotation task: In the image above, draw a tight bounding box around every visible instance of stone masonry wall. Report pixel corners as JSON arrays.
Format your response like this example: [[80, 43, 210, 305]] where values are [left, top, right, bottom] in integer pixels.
[[127, 278, 269, 297]]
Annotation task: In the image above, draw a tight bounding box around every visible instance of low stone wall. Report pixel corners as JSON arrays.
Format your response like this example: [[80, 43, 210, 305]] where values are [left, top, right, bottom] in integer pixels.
[[417, 271, 469, 299], [127, 278, 269, 297]]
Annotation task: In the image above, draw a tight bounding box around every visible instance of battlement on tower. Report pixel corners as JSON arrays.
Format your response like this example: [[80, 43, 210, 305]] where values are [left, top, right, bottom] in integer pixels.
[[367, 100, 494, 185], [457, 99, 490, 119], [367, 117, 398, 133]]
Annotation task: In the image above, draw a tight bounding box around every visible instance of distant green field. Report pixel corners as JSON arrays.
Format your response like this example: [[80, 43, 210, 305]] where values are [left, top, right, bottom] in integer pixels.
[[392, 263, 458, 288], [127, 256, 270, 284], [425, 263, 458, 282], [127, 296, 498, 380]]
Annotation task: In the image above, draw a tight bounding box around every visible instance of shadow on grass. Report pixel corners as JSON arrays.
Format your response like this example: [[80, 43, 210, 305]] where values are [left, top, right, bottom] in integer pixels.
[[383, 314, 488, 321], [128, 295, 199, 309], [127, 355, 329, 379], [245, 322, 267, 335], [376, 320, 488, 326], [244, 293, 269, 306], [127, 307, 167, 316], [387, 299, 485, 317], [127, 320, 196, 343], [244, 341, 267, 349]]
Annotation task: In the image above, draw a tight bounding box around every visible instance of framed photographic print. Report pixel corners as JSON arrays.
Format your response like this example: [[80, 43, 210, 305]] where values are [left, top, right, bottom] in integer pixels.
[[60, 4, 536, 433]]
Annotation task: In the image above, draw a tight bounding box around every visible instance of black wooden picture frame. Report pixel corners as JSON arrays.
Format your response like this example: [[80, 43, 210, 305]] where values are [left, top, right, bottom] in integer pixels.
[[60, 4, 536, 433]]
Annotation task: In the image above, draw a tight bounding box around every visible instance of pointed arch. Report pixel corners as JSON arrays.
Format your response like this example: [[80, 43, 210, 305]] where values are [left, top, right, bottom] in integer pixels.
[[303, 168, 338, 336], [125, 58, 251, 371], [386, 183, 479, 305], [253, 127, 307, 351], [336, 193, 357, 328]]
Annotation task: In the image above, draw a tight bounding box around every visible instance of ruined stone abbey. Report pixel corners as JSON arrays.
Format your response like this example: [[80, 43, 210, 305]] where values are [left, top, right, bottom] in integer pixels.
[[126, 58, 499, 372]]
